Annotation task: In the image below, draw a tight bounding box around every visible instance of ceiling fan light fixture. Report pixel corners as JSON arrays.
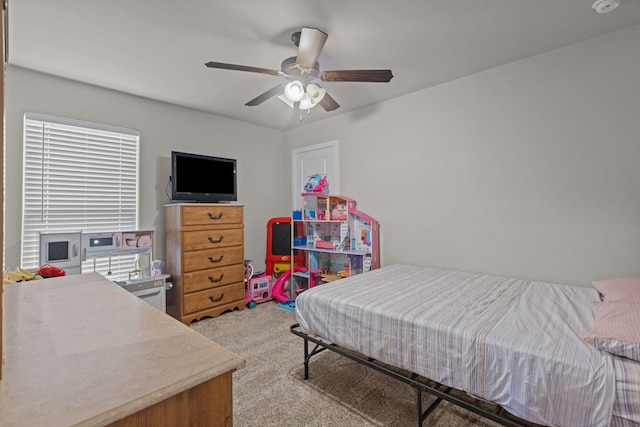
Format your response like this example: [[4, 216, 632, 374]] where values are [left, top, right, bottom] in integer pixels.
[[306, 83, 326, 105], [284, 80, 305, 102], [206, 27, 392, 115]]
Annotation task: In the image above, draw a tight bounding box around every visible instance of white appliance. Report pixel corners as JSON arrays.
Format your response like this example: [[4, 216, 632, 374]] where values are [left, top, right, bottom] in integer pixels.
[[39, 231, 82, 275], [82, 231, 122, 259], [116, 276, 167, 312]]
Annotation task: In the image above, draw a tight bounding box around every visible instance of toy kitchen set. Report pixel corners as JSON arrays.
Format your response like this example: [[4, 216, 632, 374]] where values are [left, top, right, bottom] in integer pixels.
[[39, 229, 169, 312]]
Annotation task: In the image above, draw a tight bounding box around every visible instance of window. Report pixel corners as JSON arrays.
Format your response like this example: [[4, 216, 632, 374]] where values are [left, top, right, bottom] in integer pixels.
[[22, 113, 140, 279]]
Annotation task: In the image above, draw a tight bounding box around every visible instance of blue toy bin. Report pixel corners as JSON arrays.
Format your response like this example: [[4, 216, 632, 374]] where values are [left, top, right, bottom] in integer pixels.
[[292, 210, 302, 220], [294, 237, 307, 246]]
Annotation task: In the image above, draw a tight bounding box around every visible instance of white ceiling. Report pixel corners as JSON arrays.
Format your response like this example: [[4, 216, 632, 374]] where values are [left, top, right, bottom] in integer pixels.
[[7, 0, 640, 131]]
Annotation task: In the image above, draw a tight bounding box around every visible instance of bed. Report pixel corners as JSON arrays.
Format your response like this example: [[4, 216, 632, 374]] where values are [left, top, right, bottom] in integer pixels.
[[291, 264, 640, 427]]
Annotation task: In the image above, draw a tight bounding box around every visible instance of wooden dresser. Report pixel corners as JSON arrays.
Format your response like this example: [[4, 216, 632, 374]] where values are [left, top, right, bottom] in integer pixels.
[[165, 203, 245, 324]]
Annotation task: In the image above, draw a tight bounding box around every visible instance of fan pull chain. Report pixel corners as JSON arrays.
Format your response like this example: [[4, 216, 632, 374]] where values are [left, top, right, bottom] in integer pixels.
[[299, 108, 313, 123]]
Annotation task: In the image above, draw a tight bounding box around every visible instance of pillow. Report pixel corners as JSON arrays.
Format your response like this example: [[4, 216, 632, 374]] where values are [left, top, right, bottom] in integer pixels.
[[584, 300, 640, 362], [592, 278, 640, 302]]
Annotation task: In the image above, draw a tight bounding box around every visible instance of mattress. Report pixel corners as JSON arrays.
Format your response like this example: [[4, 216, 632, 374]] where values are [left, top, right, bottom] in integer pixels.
[[295, 264, 626, 427]]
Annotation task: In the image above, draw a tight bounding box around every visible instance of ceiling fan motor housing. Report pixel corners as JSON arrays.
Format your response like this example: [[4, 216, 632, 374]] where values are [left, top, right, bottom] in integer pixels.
[[281, 56, 319, 78]]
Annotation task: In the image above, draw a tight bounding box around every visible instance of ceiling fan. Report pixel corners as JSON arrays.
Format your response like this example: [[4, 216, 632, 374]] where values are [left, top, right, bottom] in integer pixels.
[[205, 27, 393, 113]]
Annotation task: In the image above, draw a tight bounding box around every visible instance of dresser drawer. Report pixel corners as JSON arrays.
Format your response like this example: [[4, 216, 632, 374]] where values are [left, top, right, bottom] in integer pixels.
[[183, 282, 245, 315], [183, 246, 244, 272], [183, 227, 243, 251], [183, 264, 245, 294], [181, 205, 243, 227]]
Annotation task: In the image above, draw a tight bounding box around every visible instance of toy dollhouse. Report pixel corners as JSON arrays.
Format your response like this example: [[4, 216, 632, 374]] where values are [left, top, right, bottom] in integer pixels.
[[289, 193, 379, 296]]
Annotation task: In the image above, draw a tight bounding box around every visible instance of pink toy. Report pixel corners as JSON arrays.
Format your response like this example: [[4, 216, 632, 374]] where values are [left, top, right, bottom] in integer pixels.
[[304, 174, 327, 193], [315, 240, 334, 249], [272, 266, 307, 302], [245, 274, 273, 309]]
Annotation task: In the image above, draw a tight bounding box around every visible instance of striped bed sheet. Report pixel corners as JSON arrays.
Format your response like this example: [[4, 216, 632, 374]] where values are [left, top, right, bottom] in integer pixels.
[[295, 264, 639, 427], [612, 356, 640, 426]]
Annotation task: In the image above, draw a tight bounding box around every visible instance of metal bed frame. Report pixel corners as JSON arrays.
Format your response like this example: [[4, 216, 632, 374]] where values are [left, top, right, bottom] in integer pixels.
[[290, 323, 528, 427]]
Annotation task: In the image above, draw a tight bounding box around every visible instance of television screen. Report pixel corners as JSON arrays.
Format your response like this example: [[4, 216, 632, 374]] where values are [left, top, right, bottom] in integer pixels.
[[171, 151, 237, 203]]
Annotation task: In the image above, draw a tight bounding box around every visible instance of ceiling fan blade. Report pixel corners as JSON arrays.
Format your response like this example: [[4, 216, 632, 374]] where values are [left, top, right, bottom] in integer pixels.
[[205, 61, 281, 76], [320, 69, 394, 83], [296, 27, 328, 68], [318, 92, 340, 112], [245, 83, 286, 106]]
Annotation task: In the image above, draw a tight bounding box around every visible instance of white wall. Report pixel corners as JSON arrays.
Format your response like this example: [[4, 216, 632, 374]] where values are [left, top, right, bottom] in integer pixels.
[[284, 25, 640, 286], [4, 67, 286, 272], [5, 25, 639, 287]]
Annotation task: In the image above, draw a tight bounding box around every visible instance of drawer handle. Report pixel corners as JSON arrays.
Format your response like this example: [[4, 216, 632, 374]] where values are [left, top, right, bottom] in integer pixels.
[[207, 212, 224, 220], [208, 273, 224, 283], [209, 293, 224, 303], [208, 235, 224, 244], [208, 255, 224, 263]]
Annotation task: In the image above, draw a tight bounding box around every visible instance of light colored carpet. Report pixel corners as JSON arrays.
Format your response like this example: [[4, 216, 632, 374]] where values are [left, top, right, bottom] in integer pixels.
[[191, 301, 538, 427]]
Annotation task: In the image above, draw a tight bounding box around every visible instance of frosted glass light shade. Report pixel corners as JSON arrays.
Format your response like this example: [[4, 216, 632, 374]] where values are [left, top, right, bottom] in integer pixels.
[[279, 82, 327, 110], [306, 83, 326, 105], [284, 81, 305, 102], [299, 94, 313, 110]]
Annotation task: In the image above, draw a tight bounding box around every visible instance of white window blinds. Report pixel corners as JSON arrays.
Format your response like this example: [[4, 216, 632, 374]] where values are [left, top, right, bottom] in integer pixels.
[[22, 113, 140, 278]]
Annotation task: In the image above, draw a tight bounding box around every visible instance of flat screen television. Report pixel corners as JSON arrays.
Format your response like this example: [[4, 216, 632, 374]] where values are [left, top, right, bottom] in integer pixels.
[[171, 151, 237, 203]]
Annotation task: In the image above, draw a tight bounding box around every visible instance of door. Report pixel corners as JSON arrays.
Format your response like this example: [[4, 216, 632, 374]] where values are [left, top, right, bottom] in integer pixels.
[[292, 140, 340, 210]]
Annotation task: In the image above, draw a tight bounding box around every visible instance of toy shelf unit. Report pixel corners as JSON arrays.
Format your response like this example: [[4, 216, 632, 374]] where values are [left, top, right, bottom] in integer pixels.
[[291, 193, 379, 292]]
